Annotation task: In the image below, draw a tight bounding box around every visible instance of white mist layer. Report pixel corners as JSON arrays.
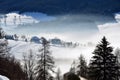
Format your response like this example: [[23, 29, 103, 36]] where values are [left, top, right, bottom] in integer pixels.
[[8, 40, 95, 74]]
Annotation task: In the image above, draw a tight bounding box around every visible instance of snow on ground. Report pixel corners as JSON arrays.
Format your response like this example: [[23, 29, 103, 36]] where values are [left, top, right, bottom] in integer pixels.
[[8, 40, 94, 74], [80, 77, 87, 80], [1, 12, 120, 80], [0, 75, 9, 80]]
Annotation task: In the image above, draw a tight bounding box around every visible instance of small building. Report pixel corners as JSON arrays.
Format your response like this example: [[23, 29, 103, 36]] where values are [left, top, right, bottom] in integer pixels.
[[50, 38, 62, 45], [30, 36, 41, 44], [64, 72, 80, 80], [5, 35, 14, 40]]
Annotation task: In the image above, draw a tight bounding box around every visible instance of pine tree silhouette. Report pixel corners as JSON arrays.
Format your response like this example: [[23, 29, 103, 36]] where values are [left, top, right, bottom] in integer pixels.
[[88, 37, 119, 80], [77, 54, 87, 78], [35, 37, 55, 80], [0, 38, 28, 80]]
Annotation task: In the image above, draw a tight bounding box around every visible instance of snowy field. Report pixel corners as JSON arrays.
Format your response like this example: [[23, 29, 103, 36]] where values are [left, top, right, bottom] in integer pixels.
[[0, 12, 120, 80], [8, 40, 94, 74]]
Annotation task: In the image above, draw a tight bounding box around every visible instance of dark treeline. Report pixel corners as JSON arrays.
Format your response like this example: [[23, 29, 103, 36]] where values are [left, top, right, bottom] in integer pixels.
[[0, 28, 120, 80], [65, 37, 120, 80], [0, 54, 28, 80], [0, 28, 28, 80]]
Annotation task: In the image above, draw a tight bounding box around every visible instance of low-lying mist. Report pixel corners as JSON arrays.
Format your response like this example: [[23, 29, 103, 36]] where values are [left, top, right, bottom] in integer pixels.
[[1, 12, 120, 74]]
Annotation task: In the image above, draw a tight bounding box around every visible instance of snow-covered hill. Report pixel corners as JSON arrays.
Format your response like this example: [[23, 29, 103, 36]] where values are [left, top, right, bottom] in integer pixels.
[[7, 40, 94, 74]]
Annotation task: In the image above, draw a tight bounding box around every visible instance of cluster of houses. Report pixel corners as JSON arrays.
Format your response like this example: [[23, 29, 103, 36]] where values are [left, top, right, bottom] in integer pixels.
[[4, 34, 79, 48], [50, 38, 79, 48], [4, 34, 40, 43], [5, 34, 19, 41]]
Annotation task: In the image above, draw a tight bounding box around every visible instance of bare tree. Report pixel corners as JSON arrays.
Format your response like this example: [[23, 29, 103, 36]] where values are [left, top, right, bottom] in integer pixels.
[[0, 28, 5, 39], [114, 48, 120, 80], [23, 49, 36, 80], [56, 68, 61, 80]]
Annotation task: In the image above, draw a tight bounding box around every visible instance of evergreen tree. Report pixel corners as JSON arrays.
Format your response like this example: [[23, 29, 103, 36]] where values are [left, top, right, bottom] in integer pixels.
[[88, 37, 119, 80], [35, 37, 55, 80], [77, 54, 87, 78], [70, 60, 76, 73]]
